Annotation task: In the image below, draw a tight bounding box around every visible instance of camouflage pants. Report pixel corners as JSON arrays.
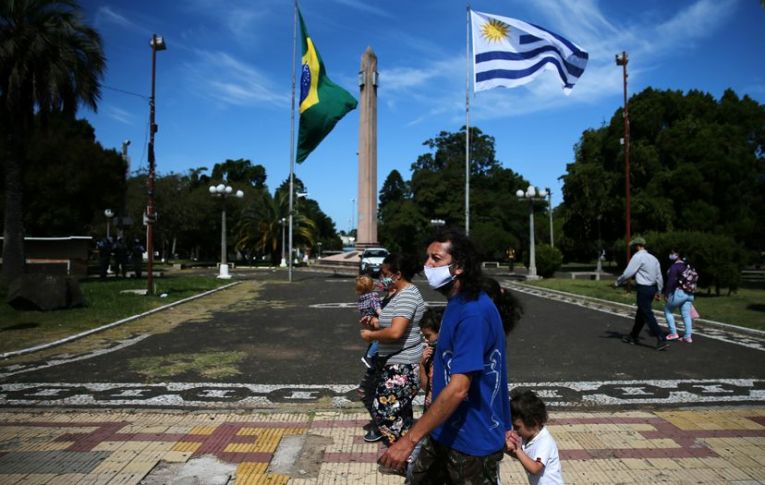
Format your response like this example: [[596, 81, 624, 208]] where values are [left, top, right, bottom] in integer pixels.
[[407, 436, 503, 485]]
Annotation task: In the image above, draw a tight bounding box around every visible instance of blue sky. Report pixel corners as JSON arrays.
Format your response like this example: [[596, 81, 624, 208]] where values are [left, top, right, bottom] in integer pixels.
[[79, 0, 765, 233]]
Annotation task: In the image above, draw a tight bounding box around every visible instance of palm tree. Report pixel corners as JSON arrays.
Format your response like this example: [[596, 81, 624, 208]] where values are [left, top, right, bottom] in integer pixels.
[[1, 0, 105, 282], [236, 190, 317, 264]]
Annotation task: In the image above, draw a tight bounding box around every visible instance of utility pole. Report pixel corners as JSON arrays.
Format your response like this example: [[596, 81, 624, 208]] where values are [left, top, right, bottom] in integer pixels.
[[146, 34, 166, 294], [616, 51, 631, 261]]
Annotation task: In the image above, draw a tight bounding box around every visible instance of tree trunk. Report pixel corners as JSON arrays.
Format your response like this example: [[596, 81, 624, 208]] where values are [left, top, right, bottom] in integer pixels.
[[2, 154, 26, 283]]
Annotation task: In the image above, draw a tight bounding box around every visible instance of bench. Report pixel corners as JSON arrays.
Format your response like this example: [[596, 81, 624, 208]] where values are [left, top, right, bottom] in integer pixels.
[[570, 271, 601, 281], [742, 270, 765, 283], [481, 261, 501, 269], [27, 258, 72, 275]]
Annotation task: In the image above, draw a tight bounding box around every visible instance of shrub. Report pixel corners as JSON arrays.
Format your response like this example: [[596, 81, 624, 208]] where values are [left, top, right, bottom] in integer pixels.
[[533, 244, 563, 278]]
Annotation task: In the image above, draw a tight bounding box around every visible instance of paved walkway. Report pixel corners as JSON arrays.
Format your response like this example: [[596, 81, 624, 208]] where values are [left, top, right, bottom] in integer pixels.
[[2, 271, 764, 483], [1, 407, 764, 484]]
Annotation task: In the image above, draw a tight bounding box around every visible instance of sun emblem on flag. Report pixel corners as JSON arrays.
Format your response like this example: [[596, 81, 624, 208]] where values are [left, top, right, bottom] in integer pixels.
[[481, 18, 509, 43]]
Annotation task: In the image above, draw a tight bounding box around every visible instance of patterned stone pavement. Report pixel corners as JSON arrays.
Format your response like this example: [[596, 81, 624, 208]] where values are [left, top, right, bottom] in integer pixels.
[[1, 407, 764, 484], [1, 379, 763, 409]]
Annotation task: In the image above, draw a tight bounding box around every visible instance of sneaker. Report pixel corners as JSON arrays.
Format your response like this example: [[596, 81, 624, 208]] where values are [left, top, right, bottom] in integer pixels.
[[656, 340, 669, 351], [682, 336, 693, 343], [665, 333, 680, 341], [363, 428, 383, 442], [622, 335, 639, 345]]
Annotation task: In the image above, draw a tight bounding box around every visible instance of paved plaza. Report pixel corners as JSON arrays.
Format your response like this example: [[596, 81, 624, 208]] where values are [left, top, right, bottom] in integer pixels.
[[0, 408, 764, 483], [1, 268, 764, 483]]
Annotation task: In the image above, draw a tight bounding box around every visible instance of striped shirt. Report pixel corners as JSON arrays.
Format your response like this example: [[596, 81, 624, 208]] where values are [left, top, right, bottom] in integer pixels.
[[377, 285, 425, 365]]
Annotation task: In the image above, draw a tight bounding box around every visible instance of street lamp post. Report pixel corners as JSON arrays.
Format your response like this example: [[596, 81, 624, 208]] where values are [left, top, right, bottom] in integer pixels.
[[146, 34, 166, 295], [616, 51, 631, 261], [350, 197, 356, 234], [287, 191, 308, 282], [119, 140, 131, 238], [545, 187, 553, 247], [596, 214, 603, 276], [516, 186, 546, 280], [104, 209, 114, 239], [209, 184, 244, 278], [280, 217, 287, 267]]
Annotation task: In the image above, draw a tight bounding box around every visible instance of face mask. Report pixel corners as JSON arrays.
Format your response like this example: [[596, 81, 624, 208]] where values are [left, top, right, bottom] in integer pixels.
[[423, 264, 454, 289], [380, 276, 394, 289], [669, 253, 679, 261]]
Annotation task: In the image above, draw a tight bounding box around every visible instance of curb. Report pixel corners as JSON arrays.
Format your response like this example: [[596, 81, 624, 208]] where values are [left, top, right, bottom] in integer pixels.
[[0, 281, 241, 360], [507, 281, 765, 337]]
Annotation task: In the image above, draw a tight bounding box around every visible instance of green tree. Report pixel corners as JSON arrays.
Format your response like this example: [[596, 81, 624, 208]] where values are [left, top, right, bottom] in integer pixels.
[[560, 88, 765, 262], [378, 169, 409, 214], [236, 186, 318, 264], [211, 158, 266, 189], [1, 0, 105, 282], [379, 126, 532, 260], [126, 171, 218, 261], [0, 114, 125, 237]]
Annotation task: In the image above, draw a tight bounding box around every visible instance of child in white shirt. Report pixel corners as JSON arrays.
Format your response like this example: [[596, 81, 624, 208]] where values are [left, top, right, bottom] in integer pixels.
[[505, 388, 563, 485]]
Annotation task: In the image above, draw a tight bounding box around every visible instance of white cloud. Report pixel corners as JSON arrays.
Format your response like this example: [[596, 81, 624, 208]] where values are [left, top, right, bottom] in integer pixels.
[[106, 105, 135, 125], [653, 0, 737, 45], [185, 50, 289, 108], [182, 0, 274, 44], [382, 0, 740, 124], [380, 66, 441, 93], [94, 6, 150, 35], [331, 0, 394, 19]]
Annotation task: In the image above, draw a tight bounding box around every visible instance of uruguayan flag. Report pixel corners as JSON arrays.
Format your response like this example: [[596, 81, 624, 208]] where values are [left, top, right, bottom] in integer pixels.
[[471, 10, 588, 94]]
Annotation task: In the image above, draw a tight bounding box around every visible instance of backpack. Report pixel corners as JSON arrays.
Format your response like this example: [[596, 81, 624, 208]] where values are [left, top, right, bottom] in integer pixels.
[[679, 263, 699, 293]]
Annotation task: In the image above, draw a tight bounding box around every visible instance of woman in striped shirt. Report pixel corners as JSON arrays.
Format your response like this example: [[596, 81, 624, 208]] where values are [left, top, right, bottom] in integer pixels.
[[360, 253, 425, 445]]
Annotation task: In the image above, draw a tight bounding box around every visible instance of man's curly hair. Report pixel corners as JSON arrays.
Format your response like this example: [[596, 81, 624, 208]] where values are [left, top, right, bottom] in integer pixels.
[[426, 227, 483, 301]]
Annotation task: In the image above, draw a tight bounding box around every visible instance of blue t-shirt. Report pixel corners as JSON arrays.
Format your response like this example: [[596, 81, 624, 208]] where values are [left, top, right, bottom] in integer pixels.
[[430, 291, 511, 456]]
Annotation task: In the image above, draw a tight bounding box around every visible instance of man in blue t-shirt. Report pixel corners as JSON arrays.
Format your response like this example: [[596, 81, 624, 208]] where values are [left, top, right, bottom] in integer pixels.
[[379, 228, 510, 484]]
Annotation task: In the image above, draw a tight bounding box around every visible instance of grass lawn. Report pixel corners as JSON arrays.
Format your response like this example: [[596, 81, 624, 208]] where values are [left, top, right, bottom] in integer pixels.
[[525, 278, 765, 332], [0, 275, 231, 354]]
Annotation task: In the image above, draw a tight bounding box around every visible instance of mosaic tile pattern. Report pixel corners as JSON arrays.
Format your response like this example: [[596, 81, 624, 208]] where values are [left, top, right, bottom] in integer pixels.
[[0, 408, 763, 484]]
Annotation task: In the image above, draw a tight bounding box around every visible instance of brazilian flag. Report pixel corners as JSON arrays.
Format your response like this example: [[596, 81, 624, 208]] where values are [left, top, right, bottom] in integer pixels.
[[297, 11, 357, 163]]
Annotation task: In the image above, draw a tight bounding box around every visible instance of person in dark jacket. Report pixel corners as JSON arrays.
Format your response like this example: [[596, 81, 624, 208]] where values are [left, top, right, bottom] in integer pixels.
[[131, 237, 145, 279], [114, 237, 128, 278], [97, 236, 113, 279], [662, 249, 695, 343]]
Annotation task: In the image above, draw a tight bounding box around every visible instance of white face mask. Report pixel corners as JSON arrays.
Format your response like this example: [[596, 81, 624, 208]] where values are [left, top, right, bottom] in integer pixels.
[[423, 264, 454, 289], [669, 253, 679, 261]]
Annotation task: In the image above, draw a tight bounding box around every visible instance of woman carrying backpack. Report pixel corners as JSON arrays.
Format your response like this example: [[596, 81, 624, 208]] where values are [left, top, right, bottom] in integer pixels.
[[663, 249, 696, 343]]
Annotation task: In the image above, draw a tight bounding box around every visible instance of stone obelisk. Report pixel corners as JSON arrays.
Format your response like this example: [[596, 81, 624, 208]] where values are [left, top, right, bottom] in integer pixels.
[[356, 47, 378, 249]]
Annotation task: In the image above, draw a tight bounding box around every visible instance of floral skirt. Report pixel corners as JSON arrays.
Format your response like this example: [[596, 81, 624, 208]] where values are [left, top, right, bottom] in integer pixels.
[[371, 363, 420, 445]]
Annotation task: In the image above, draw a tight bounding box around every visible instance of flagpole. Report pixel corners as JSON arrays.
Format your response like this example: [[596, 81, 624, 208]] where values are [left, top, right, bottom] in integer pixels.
[[288, 1, 298, 282], [465, 5, 471, 235]]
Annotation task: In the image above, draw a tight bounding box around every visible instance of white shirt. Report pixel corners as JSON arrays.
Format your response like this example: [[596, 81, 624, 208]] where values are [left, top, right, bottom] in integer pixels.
[[616, 249, 663, 293], [522, 426, 563, 485]]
